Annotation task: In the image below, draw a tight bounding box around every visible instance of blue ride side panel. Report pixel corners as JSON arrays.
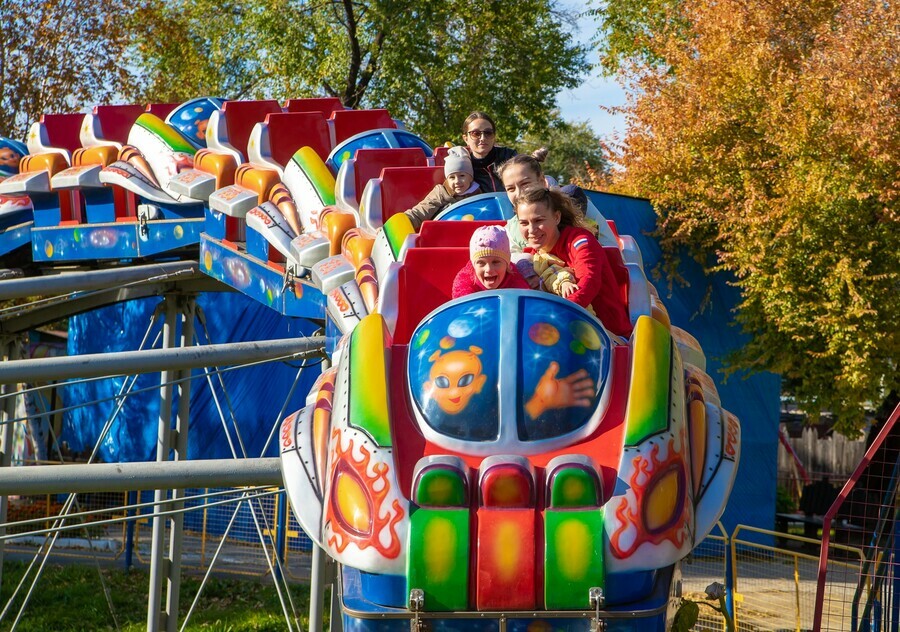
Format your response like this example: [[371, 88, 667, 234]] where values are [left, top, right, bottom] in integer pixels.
[[30, 191, 65, 228], [246, 227, 269, 262], [204, 207, 227, 240], [63, 292, 320, 463], [82, 188, 116, 224], [200, 236, 325, 319], [32, 223, 139, 262], [341, 565, 672, 631], [137, 217, 204, 257], [0, 216, 32, 256], [325, 314, 342, 357], [586, 190, 781, 531]]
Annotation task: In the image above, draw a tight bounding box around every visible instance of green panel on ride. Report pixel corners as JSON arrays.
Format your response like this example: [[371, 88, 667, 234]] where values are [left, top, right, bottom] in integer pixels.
[[382, 213, 415, 259], [624, 316, 672, 446], [289, 146, 336, 205], [549, 468, 599, 508], [544, 509, 605, 609], [134, 113, 196, 155], [407, 507, 470, 611], [414, 469, 467, 507], [348, 315, 392, 446]]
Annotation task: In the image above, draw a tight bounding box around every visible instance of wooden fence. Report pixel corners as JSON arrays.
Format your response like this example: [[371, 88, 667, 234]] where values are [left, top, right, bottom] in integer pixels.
[[779, 425, 868, 480]]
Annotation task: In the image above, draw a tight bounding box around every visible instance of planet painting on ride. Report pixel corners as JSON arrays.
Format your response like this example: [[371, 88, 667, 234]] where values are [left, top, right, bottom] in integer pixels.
[[165, 97, 224, 149], [0, 137, 28, 179]]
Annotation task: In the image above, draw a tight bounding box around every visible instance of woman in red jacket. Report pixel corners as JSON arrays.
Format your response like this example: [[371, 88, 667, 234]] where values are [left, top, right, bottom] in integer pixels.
[[514, 187, 632, 337]]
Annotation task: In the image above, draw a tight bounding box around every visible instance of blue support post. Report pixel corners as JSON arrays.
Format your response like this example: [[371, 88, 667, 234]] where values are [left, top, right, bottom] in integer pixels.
[[124, 490, 136, 571], [725, 535, 736, 624], [275, 489, 287, 582]]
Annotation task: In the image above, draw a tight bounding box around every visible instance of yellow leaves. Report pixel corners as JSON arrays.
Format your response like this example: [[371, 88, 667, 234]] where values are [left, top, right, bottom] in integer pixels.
[[603, 0, 900, 433]]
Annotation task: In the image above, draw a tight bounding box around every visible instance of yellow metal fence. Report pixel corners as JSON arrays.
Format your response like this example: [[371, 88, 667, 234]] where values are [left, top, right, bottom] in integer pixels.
[[5, 496, 868, 630]]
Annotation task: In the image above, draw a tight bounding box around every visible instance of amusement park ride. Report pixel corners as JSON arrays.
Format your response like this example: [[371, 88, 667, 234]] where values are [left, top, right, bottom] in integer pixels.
[[0, 98, 742, 630]]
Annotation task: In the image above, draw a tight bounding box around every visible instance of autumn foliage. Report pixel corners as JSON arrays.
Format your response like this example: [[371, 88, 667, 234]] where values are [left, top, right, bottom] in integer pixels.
[[0, 0, 136, 138], [604, 0, 899, 433]]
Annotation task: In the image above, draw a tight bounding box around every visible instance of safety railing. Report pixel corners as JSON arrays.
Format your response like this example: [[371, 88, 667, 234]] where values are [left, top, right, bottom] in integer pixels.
[[5, 504, 870, 631], [731, 525, 862, 632]]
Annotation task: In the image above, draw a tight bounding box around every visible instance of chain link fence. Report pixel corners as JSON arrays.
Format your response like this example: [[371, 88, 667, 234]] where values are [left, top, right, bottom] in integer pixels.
[[5, 487, 313, 581]]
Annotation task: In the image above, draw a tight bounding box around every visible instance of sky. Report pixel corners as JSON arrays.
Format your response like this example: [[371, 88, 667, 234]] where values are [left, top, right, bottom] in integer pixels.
[[554, 2, 627, 140]]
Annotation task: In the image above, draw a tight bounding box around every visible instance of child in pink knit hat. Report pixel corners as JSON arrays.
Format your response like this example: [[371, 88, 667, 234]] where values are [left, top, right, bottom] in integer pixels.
[[451, 225, 530, 297]]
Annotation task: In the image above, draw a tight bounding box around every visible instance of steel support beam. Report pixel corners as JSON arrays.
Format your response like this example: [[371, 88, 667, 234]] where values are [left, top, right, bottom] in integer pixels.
[[0, 458, 283, 495], [165, 296, 195, 632], [148, 297, 178, 632], [0, 261, 203, 300], [0, 336, 325, 385], [0, 277, 224, 335], [0, 337, 22, 588]]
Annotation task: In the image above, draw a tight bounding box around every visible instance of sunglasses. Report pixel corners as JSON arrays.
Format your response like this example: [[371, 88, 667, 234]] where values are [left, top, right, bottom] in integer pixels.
[[466, 129, 495, 139]]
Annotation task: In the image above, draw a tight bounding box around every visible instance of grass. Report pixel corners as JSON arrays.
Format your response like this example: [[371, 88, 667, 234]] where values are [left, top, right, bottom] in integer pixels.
[[0, 560, 313, 631]]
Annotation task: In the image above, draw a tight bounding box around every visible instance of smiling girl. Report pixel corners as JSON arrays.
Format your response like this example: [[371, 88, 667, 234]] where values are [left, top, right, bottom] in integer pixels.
[[451, 225, 530, 298], [515, 188, 632, 336]]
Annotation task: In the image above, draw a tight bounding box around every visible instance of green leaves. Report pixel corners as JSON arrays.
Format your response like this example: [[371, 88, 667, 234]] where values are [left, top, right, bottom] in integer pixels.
[[126, 0, 589, 146], [1, 0, 138, 138], [521, 114, 609, 184]]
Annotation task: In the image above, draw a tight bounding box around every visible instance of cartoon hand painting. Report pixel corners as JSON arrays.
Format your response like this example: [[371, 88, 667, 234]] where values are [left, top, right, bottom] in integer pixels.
[[425, 346, 487, 414], [525, 361, 594, 419]]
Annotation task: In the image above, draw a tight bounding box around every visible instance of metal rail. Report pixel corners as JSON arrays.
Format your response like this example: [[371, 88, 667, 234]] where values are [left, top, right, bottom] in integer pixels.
[[0, 336, 325, 384], [0, 458, 283, 495]]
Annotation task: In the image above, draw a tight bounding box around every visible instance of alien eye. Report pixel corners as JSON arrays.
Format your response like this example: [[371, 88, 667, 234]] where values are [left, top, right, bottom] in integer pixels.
[[434, 376, 451, 388], [457, 374, 474, 387]]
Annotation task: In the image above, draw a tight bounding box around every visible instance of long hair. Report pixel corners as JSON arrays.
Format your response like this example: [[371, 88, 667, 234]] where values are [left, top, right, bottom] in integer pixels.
[[461, 111, 497, 136], [513, 187, 583, 230]]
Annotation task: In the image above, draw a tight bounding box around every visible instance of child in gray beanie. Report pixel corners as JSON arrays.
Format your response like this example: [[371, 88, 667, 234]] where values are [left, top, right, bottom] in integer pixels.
[[403, 146, 481, 230]]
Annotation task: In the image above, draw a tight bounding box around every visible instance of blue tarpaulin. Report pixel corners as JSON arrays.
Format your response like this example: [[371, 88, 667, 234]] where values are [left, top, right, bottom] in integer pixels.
[[588, 190, 781, 530], [64, 291, 320, 463]]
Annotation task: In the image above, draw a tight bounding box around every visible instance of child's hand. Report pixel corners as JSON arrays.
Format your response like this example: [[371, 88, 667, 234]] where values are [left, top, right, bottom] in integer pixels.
[[527, 274, 541, 289], [560, 280, 579, 297]]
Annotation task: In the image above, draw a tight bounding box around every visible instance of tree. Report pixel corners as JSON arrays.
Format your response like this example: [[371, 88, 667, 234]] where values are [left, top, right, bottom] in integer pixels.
[[0, 0, 137, 139], [601, 0, 899, 434], [126, 1, 271, 103], [588, 0, 684, 75], [521, 114, 609, 185], [127, 0, 588, 146]]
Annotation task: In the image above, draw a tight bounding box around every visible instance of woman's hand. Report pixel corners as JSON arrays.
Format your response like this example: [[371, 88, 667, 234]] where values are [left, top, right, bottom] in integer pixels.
[[525, 362, 595, 419]]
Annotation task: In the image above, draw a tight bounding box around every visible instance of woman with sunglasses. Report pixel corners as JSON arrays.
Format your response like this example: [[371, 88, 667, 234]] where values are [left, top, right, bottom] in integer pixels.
[[461, 111, 517, 193]]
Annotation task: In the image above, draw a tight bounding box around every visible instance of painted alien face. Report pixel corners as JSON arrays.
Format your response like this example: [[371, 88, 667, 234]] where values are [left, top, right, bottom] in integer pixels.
[[426, 346, 488, 414]]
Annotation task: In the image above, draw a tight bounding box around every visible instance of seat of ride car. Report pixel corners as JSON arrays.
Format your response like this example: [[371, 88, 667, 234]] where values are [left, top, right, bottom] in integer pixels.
[[262, 111, 332, 163], [330, 108, 396, 145], [351, 147, 428, 200], [393, 246, 471, 345], [84, 104, 146, 146], [284, 97, 344, 116], [374, 166, 445, 224], [218, 99, 283, 161], [417, 220, 506, 248]]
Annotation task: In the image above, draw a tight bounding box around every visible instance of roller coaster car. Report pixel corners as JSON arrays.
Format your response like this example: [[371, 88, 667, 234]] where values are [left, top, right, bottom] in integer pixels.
[[280, 225, 741, 629]]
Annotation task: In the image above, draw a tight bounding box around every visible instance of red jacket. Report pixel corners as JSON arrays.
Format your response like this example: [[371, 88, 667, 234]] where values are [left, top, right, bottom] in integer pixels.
[[451, 260, 530, 298], [528, 225, 632, 336]]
